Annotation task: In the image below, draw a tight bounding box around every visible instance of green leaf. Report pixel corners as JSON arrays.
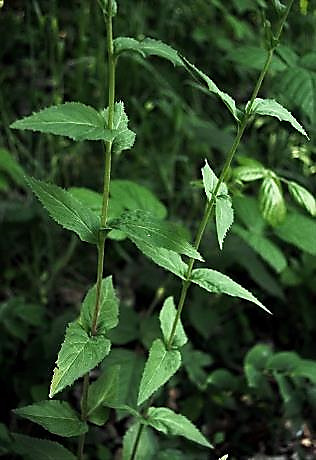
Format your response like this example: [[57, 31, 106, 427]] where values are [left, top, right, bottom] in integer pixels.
[[13, 434, 76, 460], [11, 102, 114, 141], [102, 101, 135, 153], [87, 365, 120, 425], [183, 58, 239, 121], [114, 36, 183, 67], [288, 181, 316, 216], [259, 176, 286, 226], [27, 176, 100, 243], [248, 98, 308, 138], [245, 344, 273, 371], [226, 46, 286, 72], [110, 210, 202, 261], [0, 148, 26, 186], [191, 268, 270, 313], [266, 351, 301, 373], [159, 297, 187, 348], [138, 339, 181, 405], [49, 321, 111, 398], [294, 359, 316, 383], [182, 344, 213, 389], [14, 400, 87, 437], [80, 276, 119, 334], [201, 160, 226, 200], [146, 407, 212, 448], [216, 195, 234, 250], [122, 424, 158, 460], [234, 165, 267, 182], [274, 212, 316, 255]]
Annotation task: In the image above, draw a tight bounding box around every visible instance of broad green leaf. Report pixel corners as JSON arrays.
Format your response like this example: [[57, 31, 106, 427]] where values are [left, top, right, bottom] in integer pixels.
[[245, 344, 273, 371], [27, 177, 100, 243], [138, 339, 181, 405], [233, 195, 265, 234], [14, 400, 87, 437], [13, 434, 76, 460], [294, 359, 316, 383], [266, 352, 301, 373], [207, 369, 238, 392], [102, 101, 135, 153], [0, 148, 26, 186], [108, 304, 139, 345], [110, 210, 202, 261], [69, 187, 123, 220], [147, 407, 212, 448], [114, 36, 183, 67], [80, 276, 119, 334], [159, 297, 187, 348], [191, 268, 270, 313], [11, 102, 114, 141], [234, 165, 267, 182], [49, 321, 111, 398], [122, 423, 158, 460], [182, 344, 213, 389], [274, 212, 316, 255], [216, 195, 234, 250], [248, 98, 308, 138], [259, 176, 286, 226], [87, 365, 120, 425], [226, 46, 286, 72], [288, 181, 316, 216], [183, 58, 239, 121]]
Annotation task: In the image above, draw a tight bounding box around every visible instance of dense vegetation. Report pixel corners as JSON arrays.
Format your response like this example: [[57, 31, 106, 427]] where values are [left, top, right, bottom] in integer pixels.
[[0, 1, 315, 459]]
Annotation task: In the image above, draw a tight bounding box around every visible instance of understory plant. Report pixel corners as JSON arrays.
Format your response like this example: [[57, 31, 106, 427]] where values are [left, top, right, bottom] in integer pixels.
[[8, 0, 313, 459]]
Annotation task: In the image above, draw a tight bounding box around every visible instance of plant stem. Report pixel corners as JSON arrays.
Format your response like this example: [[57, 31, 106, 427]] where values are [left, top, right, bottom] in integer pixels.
[[130, 424, 145, 460], [77, 1, 115, 458]]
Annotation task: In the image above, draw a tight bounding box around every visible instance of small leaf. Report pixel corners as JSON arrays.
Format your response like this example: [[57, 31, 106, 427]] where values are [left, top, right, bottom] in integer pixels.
[[14, 400, 87, 437], [216, 195, 234, 250], [138, 339, 181, 405], [202, 160, 226, 200], [248, 98, 308, 138], [102, 101, 135, 153], [288, 181, 316, 216], [146, 407, 212, 448], [191, 268, 270, 313], [11, 102, 114, 141], [110, 210, 203, 261], [234, 165, 267, 182], [274, 212, 316, 255], [27, 176, 100, 243], [259, 176, 286, 226], [80, 276, 119, 334], [159, 297, 187, 348], [12, 434, 76, 460], [122, 424, 158, 460], [49, 322, 111, 398]]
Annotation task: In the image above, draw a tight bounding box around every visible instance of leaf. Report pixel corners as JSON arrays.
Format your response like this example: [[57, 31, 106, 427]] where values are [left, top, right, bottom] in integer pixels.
[[12, 434, 76, 460], [201, 160, 227, 200], [11, 102, 114, 141], [182, 344, 213, 389], [267, 351, 301, 373], [248, 98, 308, 138], [80, 276, 119, 334], [183, 58, 239, 121], [288, 181, 316, 216], [216, 195, 234, 250], [110, 210, 202, 261], [146, 407, 212, 448], [191, 268, 270, 313], [0, 148, 26, 186], [138, 339, 181, 405], [234, 165, 267, 182], [159, 297, 187, 348], [49, 321, 111, 398], [274, 212, 316, 255], [259, 176, 286, 226], [122, 424, 158, 460], [245, 344, 273, 371], [27, 176, 100, 243], [294, 359, 316, 383], [14, 400, 87, 437], [102, 101, 135, 153], [226, 46, 286, 72]]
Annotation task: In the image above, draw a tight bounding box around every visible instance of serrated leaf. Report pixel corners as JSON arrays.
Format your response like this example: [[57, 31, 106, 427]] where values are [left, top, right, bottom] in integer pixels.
[[259, 176, 286, 226], [49, 321, 111, 398], [0, 148, 26, 186], [27, 176, 100, 243], [201, 160, 227, 200], [288, 181, 316, 216], [234, 165, 267, 182], [159, 297, 187, 348], [14, 400, 87, 437], [11, 102, 114, 141], [183, 58, 239, 121], [191, 268, 270, 313], [122, 424, 158, 460], [138, 339, 181, 405], [216, 195, 234, 250], [102, 101, 135, 153], [274, 212, 316, 255], [110, 210, 202, 261], [147, 407, 212, 448], [12, 434, 76, 460], [80, 276, 119, 334], [248, 98, 308, 138]]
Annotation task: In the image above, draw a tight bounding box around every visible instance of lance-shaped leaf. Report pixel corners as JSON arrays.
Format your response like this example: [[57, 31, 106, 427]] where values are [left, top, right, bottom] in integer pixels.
[[259, 176, 286, 226], [110, 210, 203, 261], [216, 195, 234, 250], [27, 176, 100, 243], [80, 276, 119, 334], [191, 268, 270, 313], [13, 401, 87, 437], [12, 434, 76, 460], [11, 102, 114, 141], [49, 322, 111, 398], [102, 101, 135, 153], [201, 160, 227, 200], [138, 339, 181, 405], [274, 212, 316, 256], [122, 423, 158, 460], [146, 407, 212, 448], [247, 98, 308, 138], [234, 165, 267, 182], [159, 297, 187, 348], [183, 58, 239, 121], [288, 181, 316, 216]]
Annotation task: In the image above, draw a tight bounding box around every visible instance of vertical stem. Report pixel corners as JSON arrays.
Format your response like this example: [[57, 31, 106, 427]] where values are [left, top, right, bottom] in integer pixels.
[[77, 1, 116, 458], [130, 424, 145, 460]]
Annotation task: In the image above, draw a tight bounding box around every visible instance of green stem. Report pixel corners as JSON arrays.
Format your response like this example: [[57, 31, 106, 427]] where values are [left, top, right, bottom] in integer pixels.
[[77, 1, 116, 458], [129, 424, 145, 460]]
